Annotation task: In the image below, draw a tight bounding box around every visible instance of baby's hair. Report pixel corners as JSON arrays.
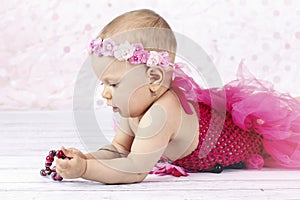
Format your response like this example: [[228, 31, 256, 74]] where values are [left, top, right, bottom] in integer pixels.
[[98, 9, 177, 63], [100, 9, 171, 37]]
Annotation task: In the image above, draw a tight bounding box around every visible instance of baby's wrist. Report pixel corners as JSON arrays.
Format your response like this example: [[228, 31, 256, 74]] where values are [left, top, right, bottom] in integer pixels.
[[84, 153, 94, 159], [80, 159, 88, 178]]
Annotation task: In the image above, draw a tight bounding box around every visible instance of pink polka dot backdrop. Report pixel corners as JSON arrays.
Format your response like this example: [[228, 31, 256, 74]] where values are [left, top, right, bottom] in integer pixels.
[[0, 0, 299, 110]]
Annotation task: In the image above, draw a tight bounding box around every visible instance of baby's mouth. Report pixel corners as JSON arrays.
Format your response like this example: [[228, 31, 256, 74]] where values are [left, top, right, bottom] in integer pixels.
[[113, 107, 119, 112]]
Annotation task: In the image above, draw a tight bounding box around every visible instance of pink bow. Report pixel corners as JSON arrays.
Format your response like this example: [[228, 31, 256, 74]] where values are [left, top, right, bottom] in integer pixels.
[[171, 63, 202, 114], [150, 158, 188, 177]]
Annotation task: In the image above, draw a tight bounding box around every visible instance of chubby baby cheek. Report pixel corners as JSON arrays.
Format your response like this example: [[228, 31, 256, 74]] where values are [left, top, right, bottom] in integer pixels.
[[113, 66, 149, 114], [114, 85, 148, 117], [114, 87, 131, 115], [129, 90, 147, 115]]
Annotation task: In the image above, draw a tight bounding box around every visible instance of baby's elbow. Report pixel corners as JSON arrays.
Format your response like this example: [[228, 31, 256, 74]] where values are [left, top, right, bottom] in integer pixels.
[[131, 173, 148, 183], [104, 173, 148, 185]]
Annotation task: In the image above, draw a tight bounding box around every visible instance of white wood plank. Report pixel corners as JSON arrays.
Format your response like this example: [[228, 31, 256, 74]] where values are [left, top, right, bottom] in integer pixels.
[[1, 179, 300, 200], [1, 111, 300, 200], [1, 168, 300, 191], [0, 110, 115, 124], [1, 189, 299, 200]]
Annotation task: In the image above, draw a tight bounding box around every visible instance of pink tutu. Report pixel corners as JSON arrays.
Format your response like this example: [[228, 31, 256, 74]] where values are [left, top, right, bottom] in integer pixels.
[[195, 62, 300, 169], [151, 61, 300, 176], [165, 62, 300, 171]]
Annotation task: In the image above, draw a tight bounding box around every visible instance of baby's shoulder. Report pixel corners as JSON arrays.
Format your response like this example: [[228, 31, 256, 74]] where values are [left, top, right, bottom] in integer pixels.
[[152, 89, 199, 122], [155, 90, 182, 110], [151, 89, 186, 121]]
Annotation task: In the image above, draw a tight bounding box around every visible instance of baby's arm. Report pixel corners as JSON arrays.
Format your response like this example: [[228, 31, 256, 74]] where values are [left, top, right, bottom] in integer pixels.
[[84, 131, 133, 159], [56, 117, 135, 180], [81, 105, 174, 184], [84, 117, 134, 160]]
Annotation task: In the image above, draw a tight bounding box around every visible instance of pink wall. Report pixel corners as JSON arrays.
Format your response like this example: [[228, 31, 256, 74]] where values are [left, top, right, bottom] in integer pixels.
[[1, 0, 300, 110]]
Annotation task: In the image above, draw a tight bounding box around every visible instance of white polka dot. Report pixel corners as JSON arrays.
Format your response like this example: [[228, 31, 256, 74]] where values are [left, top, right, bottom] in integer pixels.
[[295, 31, 300, 39], [273, 10, 280, 16]]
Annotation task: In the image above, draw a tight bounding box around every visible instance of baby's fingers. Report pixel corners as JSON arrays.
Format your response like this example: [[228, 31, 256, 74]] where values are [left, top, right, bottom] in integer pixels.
[[56, 158, 69, 169], [61, 146, 69, 156], [61, 146, 76, 158], [56, 159, 70, 178], [62, 146, 86, 159]]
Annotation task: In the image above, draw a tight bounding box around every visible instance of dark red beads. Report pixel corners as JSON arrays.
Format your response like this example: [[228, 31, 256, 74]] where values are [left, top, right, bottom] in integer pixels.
[[45, 162, 52, 167], [46, 155, 54, 163], [49, 150, 56, 157], [51, 172, 63, 181], [40, 149, 69, 182], [56, 150, 66, 159], [40, 169, 47, 176]]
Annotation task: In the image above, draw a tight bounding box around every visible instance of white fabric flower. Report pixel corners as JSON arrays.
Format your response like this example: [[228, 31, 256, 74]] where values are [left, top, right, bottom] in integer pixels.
[[146, 51, 161, 67], [113, 41, 135, 61]]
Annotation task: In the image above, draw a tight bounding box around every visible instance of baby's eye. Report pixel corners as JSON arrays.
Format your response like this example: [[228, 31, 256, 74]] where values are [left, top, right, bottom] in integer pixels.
[[109, 83, 119, 87]]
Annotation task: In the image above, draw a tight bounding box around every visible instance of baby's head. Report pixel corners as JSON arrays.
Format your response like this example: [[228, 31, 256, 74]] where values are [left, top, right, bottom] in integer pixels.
[[99, 9, 177, 62], [91, 9, 177, 79], [90, 9, 177, 117]]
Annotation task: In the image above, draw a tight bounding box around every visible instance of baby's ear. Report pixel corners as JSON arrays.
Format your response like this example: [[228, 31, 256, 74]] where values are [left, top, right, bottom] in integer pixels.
[[146, 67, 165, 92]]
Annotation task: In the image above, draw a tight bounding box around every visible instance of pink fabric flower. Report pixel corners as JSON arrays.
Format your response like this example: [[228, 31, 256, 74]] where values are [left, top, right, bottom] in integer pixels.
[[245, 154, 264, 169], [129, 49, 150, 65], [101, 38, 116, 56], [139, 50, 149, 63], [113, 41, 135, 61], [128, 54, 141, 64], [158, 51, 170, 69], [133, 43, 144, 53], [89, 38, 103, 56], [128, 43, 147, 64], [150, 159, 188, 177]]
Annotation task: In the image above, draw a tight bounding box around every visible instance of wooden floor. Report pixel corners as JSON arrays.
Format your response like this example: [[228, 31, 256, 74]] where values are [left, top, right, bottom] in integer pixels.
[[1, 111, 300, 200]]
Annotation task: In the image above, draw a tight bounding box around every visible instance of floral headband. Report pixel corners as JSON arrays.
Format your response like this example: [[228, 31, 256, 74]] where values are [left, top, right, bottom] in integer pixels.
[[88, 37, 202, 115], [88, 37, 173, 70]]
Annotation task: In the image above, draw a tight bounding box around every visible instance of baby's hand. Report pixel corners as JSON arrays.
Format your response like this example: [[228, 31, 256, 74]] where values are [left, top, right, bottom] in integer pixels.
[[56, 147, 87, 179], [61, 147, 87, 159]]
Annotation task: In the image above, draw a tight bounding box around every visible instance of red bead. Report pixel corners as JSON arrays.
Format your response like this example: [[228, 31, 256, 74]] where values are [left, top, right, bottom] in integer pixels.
[[51, 166, 56, 172], [46, 170, 52, 175], [40, 169, 47, 176], [45, 162, 52, 167], [51, 172, 63, 181], [55, 174, 63, 181], [46, 156, 54, 163], [56, 150, 65, 159], [49, 150, 56, 157], [51, 172, 58, 180]]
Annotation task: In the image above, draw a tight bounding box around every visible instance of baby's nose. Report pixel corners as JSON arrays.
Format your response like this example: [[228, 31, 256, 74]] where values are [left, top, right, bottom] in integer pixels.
[[102, 86, 112, 100]]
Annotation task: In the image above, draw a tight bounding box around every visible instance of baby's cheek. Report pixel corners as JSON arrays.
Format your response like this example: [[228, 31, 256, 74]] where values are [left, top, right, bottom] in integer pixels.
[[114, 87, 131, 114], [127, 87, 149, 115], [114, 85, 141, 116], [113, 65, 149, 115]]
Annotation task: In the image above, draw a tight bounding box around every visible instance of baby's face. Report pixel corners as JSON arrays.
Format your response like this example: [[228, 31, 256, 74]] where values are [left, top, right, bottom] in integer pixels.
[[91, 55, 154, 118]]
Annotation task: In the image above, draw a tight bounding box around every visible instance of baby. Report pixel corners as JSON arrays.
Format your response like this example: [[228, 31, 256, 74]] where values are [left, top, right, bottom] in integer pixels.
[[56, 9, 300, 184]]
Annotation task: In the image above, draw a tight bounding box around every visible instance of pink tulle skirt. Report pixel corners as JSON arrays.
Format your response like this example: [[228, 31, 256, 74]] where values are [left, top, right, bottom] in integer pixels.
[[151, 62, 300, 176], [194, 63, 300, 169]]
